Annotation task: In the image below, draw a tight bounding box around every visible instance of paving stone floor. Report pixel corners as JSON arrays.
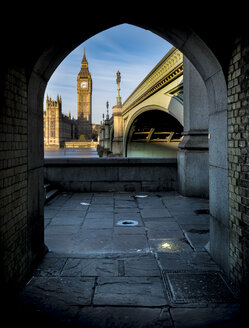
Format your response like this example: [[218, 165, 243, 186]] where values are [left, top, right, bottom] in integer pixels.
[[16, 191, 246, 327]]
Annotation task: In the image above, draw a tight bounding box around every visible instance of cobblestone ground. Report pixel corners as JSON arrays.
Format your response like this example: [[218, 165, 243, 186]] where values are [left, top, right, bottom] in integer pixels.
[[17, 192, 246, 327]]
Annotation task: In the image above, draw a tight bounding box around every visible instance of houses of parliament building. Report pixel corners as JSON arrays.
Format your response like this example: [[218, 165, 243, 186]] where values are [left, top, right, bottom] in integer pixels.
[[44, 49, 99, 148]]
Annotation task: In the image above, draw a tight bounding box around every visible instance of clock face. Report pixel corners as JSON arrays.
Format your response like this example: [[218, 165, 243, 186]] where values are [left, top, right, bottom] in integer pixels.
[[80, 81, 88, 89]]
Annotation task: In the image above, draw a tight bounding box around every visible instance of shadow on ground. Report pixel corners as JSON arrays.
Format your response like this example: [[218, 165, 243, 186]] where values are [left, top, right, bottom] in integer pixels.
[[12, 192, 247, 327]]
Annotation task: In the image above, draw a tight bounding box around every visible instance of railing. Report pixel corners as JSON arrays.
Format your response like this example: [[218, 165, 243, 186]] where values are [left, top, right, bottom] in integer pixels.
[[44, 157, 178, 192]]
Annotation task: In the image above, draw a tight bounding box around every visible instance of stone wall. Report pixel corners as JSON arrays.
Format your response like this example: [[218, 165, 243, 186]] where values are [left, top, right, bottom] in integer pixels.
[[228, 36, 249, 294], [44, 158, 178, 192], [0, 67, 29, 293]]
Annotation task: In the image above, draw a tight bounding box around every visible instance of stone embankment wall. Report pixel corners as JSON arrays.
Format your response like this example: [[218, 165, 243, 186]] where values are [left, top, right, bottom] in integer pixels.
[[44, 158, 178, 192]]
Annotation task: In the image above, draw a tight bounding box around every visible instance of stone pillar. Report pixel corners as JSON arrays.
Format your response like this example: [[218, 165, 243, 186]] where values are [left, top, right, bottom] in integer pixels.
[[97, 122, 105, 157], [112, 104, 123, 156], [99, 124, 104, 148], [177, 56, 209, 198], [104, 119, 110, 151]]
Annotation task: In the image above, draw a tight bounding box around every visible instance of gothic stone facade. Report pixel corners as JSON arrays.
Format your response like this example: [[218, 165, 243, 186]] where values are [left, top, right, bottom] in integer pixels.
[[43, 95, 77, 148], [44, 51, 96, 147]]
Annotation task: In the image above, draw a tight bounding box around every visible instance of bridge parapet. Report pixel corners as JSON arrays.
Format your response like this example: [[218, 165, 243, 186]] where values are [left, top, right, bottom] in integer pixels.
[[122, 47, 183, 115], [44, 157, 178, 192]]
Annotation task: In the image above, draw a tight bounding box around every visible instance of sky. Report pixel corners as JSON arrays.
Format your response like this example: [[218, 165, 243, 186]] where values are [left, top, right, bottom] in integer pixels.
[[44, 23, 173, 124]]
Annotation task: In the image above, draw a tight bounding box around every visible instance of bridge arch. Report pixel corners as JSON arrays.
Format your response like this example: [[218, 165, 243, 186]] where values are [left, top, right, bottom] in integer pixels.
[[123, 105, 183, 157], [27, 22, 228, 275]]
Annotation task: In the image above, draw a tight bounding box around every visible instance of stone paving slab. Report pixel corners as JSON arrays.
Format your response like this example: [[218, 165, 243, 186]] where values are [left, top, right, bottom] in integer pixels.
[[174, 214, 209, 225], [85, 211, 114, 219], [114, 193, 135, 200], [91, 197, 114, 205], [114, 207, 141, 213], [93, 192, 114, 197], [170, 304, 244, 328], [88, 205, 114, 212], [124, 256, 161, 276], [148, 229, 184, 239], [61, 202, 90, 211], [22, 276, 95, 306], [141, 208, 172, 218], [44, 208, 59, 219], [137, 197, 165, 209], [145, 219, 184, 239], [183, 230, 210, 251], [73, 229, 113, 254], [45, 234, 76, 253], [69, 192, 92, 200], [93, 277, 168, 306], [115, 199, 138, 208], [145, 221, 181, 231], [61, 258, 118, 277], [142, 216, 177, 222], [33, 257, 67, 276], [180, 223, 209, 230], [77, 307, 173, 328], [46, 193, 72, 206], [52, 209, 87, 217], [50, 215, 84, 225], [82, 217, 114, 229], [158, 251, 221, 272], [45, 224, 81, 235], [114, 226, 146, 235], [114, 211, 141, 219], [113, 234, 149, 253]]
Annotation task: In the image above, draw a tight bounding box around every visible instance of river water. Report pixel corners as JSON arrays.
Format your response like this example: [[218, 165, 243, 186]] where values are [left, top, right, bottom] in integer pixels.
[[44, 148, 99, 158]]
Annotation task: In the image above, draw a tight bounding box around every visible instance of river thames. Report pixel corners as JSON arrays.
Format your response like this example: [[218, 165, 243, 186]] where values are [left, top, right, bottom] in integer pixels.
[[44, 148, 99, 158]]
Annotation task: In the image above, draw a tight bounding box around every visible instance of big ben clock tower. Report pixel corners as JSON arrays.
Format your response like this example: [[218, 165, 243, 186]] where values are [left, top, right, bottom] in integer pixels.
[[77, 48, 92, 139]]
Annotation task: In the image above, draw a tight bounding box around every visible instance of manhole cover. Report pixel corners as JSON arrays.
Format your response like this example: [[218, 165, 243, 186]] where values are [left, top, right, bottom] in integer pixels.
[[116, 219, 139, 226], [164, 271, 235, 303]]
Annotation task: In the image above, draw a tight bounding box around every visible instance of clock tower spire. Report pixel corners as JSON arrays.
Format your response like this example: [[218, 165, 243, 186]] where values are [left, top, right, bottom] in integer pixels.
[[77, 48, 92, 139], [82, 47, 87, 63]]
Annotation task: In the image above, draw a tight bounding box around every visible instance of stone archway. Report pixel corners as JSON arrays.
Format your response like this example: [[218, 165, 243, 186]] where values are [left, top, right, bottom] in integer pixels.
[[27, 24, 228, 276]]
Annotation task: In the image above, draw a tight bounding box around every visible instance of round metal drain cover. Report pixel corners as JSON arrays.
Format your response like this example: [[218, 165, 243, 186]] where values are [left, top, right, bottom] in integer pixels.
[[117, 219, 139, 226]]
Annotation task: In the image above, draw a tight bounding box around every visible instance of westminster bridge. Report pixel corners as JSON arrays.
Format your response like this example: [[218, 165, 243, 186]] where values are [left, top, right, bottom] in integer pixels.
[[98, 47, 184, 158], [97, 45, 209, 198]]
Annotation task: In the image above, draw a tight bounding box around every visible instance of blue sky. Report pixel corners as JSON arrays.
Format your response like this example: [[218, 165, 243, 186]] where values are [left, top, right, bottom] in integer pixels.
[[44, 23, 172, 124]]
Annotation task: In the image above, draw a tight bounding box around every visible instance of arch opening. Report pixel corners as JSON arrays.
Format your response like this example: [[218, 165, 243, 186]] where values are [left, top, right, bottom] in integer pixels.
[[27, 21, 229, 278], [42, 23, 173, 157]]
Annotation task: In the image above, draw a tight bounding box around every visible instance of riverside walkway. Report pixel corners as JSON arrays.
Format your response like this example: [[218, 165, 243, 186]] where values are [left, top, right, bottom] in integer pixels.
[[17, 191, 245, 327]]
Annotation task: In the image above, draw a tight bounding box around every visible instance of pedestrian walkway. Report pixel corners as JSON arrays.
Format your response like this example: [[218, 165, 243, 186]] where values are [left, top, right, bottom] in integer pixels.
[[17, 192, 245, 327]]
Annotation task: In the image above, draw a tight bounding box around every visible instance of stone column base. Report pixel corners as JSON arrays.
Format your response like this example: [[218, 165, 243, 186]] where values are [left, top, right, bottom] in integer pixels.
[[177, 132, 209, 198], [111, 137, 123, 157]]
